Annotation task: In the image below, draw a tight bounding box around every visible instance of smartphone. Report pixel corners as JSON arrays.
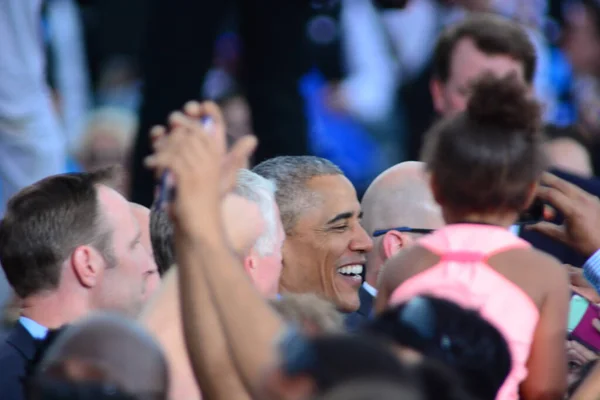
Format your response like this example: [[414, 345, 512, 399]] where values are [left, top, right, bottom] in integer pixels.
[[569, 294, 600, 352], [516, 197, 545, 225], [153, 117, 213, 210]]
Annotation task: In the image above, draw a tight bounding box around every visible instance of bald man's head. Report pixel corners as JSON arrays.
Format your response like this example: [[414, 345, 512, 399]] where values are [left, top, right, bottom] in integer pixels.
[[37, 312, 168, 398], [361, 162, 443, 286]]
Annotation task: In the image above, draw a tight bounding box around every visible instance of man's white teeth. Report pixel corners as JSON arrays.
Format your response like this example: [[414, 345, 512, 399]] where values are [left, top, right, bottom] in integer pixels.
[[338, 265, 364, 276]]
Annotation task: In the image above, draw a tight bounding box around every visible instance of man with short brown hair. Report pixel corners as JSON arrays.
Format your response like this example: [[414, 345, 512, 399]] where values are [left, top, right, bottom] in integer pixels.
[[430, 13, 536, 116], [0, 170, 155, 400]]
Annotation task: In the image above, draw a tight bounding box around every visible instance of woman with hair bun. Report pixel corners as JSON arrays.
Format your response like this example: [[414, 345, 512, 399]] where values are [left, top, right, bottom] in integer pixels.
[[376, 74, 569, 400]]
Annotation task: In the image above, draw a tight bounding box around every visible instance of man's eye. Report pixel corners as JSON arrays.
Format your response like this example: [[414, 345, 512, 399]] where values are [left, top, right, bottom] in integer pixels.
[[332, 225, 349, 232], [568, 361, 581, 371]]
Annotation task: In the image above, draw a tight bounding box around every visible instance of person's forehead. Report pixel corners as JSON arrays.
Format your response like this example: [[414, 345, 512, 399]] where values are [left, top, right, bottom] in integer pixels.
[[130, 204, 150, 225], [302, 175, 360, 220], [449, 37, 526, 84], [97, 185, 138, 230]]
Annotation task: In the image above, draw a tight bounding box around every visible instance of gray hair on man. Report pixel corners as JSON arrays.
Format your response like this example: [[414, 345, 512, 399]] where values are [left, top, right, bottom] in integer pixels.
[[252, 156, 343, 234], [232, 169, 279, 256]]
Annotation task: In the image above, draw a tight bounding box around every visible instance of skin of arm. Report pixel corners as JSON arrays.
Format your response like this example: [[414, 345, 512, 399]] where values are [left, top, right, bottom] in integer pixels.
[[140, 269, 202, 400], [520, 258, 569, 400], [175, 206, 286, 396]]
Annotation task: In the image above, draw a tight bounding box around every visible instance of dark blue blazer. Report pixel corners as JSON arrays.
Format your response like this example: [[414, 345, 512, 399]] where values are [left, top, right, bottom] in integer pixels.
[[520, 169, 600, 266], [0, 323, 37, 400], [345, 285, 375, 332]]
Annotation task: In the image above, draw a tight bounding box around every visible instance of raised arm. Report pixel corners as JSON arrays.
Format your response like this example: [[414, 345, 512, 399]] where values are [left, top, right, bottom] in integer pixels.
[[146, 102, 287, 395]]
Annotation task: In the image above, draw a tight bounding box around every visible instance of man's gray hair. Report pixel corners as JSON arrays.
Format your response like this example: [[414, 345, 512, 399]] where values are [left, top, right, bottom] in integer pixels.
[[232, 169, 279, 256], [252, 156, 343, 234]]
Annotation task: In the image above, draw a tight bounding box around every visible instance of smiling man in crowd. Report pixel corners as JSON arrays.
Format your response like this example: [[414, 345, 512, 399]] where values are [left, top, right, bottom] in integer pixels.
[[253, 156, 373, 313]]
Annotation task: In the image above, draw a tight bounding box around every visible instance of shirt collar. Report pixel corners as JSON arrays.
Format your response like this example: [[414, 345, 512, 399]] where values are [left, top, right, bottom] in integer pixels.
[[509, 224, 521, 236], [362, 281, 378, 297], [19, 316, 49, 340]]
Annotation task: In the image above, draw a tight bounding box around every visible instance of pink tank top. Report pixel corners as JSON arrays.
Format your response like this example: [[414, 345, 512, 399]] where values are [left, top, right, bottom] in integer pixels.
[[388, 224, 540, 400]]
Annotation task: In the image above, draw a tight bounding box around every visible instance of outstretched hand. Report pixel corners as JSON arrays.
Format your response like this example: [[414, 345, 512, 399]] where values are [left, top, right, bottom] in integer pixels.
[[145, 101, 257, 236], [528, 173, 600, 258]]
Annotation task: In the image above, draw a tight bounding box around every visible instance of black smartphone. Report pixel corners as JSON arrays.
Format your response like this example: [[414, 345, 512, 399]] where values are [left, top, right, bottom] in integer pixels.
[[517, 198, 545, 225]]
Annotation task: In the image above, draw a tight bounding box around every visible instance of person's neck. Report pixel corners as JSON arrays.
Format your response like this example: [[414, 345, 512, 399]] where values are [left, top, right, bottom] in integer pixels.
[[443, 210, 518, 229], [20, 290, 90, 329], [365, 271, 379, 290]]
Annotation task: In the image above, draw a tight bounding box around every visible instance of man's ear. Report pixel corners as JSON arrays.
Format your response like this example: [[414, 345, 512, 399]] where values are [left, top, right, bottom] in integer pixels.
[[430, 78, 446, 115], [71, 245, 105, 288], [382, 230, 411, 259], [243, 252, 257, 275]]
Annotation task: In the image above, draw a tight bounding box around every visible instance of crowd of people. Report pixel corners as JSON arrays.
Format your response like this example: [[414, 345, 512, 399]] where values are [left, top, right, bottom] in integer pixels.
[[4, 2, 600, 400]]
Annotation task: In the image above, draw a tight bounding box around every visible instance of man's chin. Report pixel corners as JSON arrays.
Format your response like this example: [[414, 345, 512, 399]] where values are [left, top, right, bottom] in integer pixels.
[[332, 290, 361, 313], [335, 296, 360, 313], [332, 274, 362, 312]]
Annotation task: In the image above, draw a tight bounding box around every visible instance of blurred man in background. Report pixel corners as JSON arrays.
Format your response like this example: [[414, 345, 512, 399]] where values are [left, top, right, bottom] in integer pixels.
[[0, 0, 67, 216]]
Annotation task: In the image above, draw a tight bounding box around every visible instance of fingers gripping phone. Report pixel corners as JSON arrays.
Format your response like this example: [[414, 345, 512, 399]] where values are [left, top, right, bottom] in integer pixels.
[[154, 116, 213, 210], [517, 198, 545, 225]]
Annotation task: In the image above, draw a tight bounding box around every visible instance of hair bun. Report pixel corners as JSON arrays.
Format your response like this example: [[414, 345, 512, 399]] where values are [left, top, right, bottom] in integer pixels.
[[466, 73, 541, 135]]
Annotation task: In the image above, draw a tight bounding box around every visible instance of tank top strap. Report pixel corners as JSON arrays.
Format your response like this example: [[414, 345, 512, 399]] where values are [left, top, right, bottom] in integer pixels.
[[418, 224, 531, 258], [440, 251, 487, 264]]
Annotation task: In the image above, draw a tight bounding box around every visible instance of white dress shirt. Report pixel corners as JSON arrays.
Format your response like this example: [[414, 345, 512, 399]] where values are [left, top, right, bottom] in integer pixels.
[[362, 281, 378, 298]]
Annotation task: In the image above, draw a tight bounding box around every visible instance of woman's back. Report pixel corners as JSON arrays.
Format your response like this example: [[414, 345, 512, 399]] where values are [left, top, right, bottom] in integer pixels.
[[379, 224, 569, 400]]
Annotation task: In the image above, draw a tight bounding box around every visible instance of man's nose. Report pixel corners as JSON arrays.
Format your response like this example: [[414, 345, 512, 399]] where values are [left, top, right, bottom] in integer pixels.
[[350, 224, 373, 253]]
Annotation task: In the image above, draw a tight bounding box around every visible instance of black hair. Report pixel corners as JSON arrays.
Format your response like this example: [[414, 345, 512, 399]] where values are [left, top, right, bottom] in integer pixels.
[[279, 331, 410, 394], [149, 208, 174, 275], [364, 296, 511, 400], [422, 73, 547, 215]]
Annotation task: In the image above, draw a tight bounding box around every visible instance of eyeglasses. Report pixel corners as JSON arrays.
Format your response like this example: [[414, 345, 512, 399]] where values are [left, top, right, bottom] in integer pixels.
[[372, 227, 435, 238]]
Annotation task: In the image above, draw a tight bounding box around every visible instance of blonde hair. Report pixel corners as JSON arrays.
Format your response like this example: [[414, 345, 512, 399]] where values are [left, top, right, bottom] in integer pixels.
[[270, 293, 344, 333], [76, 107, 138, 160]]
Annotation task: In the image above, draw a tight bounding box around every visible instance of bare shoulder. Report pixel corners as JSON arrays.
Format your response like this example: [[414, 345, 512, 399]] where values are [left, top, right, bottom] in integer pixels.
[[519, 247, 569, 285]]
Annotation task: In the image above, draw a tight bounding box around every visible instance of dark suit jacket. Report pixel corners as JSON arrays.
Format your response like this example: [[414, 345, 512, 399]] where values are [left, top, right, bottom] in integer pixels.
[[0, 323, 37, 400], [520, 169, 600, 267], [345, 285, 375, 332]]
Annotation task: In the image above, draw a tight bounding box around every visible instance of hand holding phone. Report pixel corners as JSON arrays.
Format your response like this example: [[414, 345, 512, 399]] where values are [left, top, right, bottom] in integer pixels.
[[144, 101, 258, 237], [154, 116, 213, 211], [517, 197, 545, 225], [527, 172, 600, 258]]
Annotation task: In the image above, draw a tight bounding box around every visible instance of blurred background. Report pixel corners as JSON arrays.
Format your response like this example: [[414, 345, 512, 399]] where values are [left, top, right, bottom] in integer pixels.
[[3, 0, 600, 207]]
